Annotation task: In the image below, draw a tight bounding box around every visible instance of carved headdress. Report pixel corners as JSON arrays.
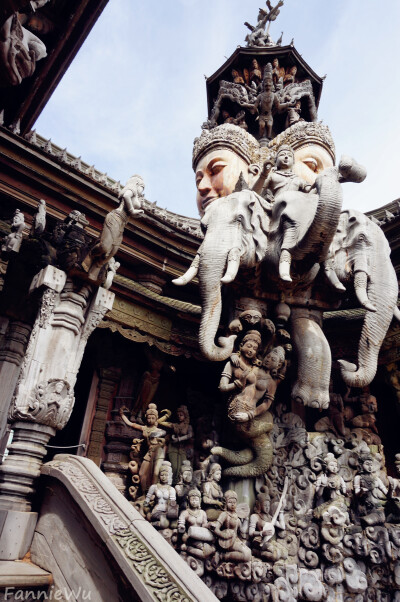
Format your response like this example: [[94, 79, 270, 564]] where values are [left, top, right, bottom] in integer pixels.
[[241, 330, 262, 347], [192, 124, 262, 169]]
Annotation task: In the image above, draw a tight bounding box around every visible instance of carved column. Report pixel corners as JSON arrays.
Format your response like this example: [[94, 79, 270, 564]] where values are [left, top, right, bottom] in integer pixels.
[[0, 265, 114, 560], [86, 367, 121, 466], [0, 319, 31, 440]]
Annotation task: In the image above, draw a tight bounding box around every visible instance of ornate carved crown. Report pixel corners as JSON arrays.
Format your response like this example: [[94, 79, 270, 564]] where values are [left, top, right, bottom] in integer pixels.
[[192, 124, 262, 169], [269, 121, 336, 162]]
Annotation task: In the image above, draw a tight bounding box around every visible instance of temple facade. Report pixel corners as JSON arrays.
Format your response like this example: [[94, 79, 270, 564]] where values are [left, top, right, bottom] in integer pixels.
[[0, 2, 400, 601]]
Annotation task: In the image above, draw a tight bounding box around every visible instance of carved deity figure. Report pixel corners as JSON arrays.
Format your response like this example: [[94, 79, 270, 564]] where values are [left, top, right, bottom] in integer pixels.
[[249, 490, 287, 562], [244, 1, 284, 47], [254, 63, 296, 141], [213, 490, 251, 562], [2, 208, 25, 253], [353, 453, 388, 526], [219, 330, 262, 423], [283, 65, 298, 86], [314, 381, 348, 438], [272, 57, 285, 88], [178, 488, 215, 559], [120, 403, 172, 494], [83, 174, 144, 280], [202, 463, 224, 521], [167, 405, 194, 482], [314, 453, 347, 519], [144, 461, 178, 530], [263, 144, 315, 281], [250, 58, 262, 87], [175, 460, 194, 510]]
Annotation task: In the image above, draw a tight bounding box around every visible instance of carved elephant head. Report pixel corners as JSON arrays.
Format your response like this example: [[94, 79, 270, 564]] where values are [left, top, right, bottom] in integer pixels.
[[325, 209, 399, 387]]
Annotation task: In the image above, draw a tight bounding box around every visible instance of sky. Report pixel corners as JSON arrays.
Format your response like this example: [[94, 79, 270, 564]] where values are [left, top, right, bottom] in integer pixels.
[[35, 0, 400, 219]]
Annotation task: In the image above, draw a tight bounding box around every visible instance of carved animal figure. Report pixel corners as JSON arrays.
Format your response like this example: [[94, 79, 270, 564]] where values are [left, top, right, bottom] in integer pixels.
[[211, 410, 274, 477], [325, 209, 399, 388]]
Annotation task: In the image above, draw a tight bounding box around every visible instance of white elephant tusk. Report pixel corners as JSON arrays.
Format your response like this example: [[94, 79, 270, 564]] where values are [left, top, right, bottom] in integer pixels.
[[221, 248, 241, 284], [354, 270, 376, 312], [172, 254, 200, 286], [324, 259, 346, 292]]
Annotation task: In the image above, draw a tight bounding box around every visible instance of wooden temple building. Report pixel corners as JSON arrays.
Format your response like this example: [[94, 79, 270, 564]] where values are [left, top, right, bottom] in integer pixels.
[[0, 1, 400, 600]]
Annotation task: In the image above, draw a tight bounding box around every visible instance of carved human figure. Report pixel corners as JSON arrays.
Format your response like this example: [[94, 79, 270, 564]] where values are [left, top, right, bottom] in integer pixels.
[[213, 490, 251, 562], [119, 403, 171, 493], [272, 57, 285, 87], [262, 144, 313, 281], [219, 330, 262, 423], [144, 461, 178, 530], [284, 65, 297, 86], [285, 100, 302, 129], [167, 405, 194, 482], [175, 460, 194, 510], [344, 386, 380, 443], [131, 354, 164, 419], [254, 63, 296, 140], [84, 175, 144, 279], [255, 345, 286, 410], [178, 488, 215, 559], [250, 58, 262, 87], [231, 69, 244, 85], [249, 491, 287, 561], [353, 453, 388, 526], [2, 208, 25, 252], [32, 199, 46, 236], [314, 453, 347, 519], [202, 463, 224, 521]]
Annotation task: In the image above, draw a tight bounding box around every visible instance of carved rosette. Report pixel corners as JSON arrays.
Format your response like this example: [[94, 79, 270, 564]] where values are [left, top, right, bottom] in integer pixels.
[[10, 378, 74, 430]]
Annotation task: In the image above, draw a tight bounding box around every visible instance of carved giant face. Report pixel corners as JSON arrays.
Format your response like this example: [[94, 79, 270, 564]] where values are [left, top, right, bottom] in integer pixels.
[[226, 495, 237, 511], [293, 144, 334, 184], [195, 149, 256, 216]]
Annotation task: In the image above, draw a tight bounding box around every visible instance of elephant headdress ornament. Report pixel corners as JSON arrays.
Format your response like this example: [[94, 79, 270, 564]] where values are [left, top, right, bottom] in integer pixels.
[[174, 123, 399, 410]]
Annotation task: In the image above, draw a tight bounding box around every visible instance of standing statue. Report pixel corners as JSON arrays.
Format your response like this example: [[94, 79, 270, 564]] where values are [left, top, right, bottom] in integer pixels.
[[2, 208, 25, 253], [120, 403, 172, 494], [83, 174, 144, 280], [254, 63, 296, 141], [167, 405, 194, 482], [213, 490, 251, 563]]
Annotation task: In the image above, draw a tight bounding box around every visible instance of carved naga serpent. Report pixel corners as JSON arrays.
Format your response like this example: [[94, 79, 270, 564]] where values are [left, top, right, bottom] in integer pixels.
[[211, 410, 274, 478]]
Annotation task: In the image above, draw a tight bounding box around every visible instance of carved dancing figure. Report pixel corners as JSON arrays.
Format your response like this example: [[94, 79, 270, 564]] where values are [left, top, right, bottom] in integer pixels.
[[213, 490, 251, 562], [120, 403, 172, 494]]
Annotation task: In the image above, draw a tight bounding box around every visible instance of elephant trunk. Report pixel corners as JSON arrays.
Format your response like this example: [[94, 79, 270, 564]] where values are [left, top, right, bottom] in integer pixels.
[[198, 248, 236, 362], [294, 167, 343, 264], [339, 259, 398, 387]]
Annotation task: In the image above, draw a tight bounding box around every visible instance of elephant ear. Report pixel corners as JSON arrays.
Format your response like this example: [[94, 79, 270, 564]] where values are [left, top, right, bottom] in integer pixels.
[[244, 190, 271, 262]]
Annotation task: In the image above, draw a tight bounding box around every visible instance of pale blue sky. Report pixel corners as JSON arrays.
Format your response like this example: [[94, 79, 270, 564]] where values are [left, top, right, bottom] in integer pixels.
[[35, 0, 400, 218]]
